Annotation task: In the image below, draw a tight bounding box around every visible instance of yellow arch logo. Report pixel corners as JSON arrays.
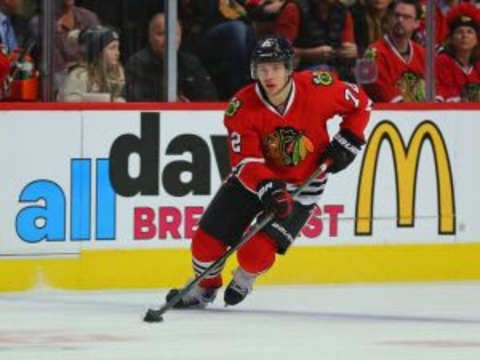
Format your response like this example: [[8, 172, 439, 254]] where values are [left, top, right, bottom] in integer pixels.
[[355, 120, 456, 235]]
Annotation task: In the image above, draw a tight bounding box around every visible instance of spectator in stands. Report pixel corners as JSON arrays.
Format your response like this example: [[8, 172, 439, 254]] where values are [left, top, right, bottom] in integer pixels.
[[0, 0, 23, 53], [435, 3, 480, 102], [57, 25, 125, 102], [362, 0, 426, 102], [29, 0, 100, 90], [181, 0, 255, 100], [350, 0, 393, 57], [125, 12, 218, 102], [412, 1, 480, 48], [253, 1, 301, 43], [413, 0, 449, 47]]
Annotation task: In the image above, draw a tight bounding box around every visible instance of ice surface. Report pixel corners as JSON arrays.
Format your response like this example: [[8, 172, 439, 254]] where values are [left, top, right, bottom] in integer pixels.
[[1, 282, 480, 360]]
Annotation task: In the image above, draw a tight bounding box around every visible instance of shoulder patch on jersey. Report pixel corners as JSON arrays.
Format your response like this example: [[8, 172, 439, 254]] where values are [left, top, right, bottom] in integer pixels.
[[225, 97, 242, 117], [364, 47, 377, 61], [312, 71, 333, 86]]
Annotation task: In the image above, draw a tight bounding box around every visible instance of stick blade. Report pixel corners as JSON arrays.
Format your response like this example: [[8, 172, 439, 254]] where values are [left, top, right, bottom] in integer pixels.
[[143, 309, 164, 323]]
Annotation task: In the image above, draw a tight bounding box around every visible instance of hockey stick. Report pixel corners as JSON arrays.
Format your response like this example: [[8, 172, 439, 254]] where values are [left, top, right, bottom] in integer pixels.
[[143, 160, 331, 323]]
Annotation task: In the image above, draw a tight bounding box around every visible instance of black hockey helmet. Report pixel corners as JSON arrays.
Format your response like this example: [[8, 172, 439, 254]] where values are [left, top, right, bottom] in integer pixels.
[[250, 35, 294, 80]]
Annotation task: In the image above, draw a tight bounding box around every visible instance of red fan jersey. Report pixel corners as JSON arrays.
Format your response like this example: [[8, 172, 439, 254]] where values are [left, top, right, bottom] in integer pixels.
[[363, 35, 426, 102], [0, 52, 9, 81], [435, 52, 480, 102], [415, 0, 449, 46], [0, 52, 10, 99], [224, 70, 371, 194]]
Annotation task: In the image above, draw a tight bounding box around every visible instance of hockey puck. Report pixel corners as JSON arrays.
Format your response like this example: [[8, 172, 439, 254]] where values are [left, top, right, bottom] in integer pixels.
[[143, 309, 164, 323]]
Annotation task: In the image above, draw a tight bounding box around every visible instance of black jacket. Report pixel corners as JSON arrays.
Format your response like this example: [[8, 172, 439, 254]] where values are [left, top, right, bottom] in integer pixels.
[[125, 46, 218, 102]]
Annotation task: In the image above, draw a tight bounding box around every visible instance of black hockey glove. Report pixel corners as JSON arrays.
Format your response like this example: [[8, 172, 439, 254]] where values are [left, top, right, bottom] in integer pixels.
[[257, 179, 293, 219], [318, 129, 365, 173]]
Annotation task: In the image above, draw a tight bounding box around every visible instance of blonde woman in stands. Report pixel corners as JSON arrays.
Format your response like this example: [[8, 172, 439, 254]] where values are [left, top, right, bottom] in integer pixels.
[[58, 25, 125, 102]]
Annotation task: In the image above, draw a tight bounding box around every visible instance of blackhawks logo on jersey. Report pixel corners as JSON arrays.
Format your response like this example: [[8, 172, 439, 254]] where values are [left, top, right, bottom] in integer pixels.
[[312, 71, 333, 86], [462, 83, 480, 102], [263, 127, 314, 167], [396, 71, 426, 102], [226, 97, 241, 116]]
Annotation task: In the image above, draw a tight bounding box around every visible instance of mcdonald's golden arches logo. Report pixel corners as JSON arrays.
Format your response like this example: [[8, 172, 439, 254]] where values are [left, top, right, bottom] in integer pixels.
[[355, 120, 455, 235]]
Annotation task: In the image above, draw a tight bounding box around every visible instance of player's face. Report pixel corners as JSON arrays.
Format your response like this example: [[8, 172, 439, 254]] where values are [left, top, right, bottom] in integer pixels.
[[390, 3, 419, 39], [257, 62, 290, 96], [452, 26, 478, 54]]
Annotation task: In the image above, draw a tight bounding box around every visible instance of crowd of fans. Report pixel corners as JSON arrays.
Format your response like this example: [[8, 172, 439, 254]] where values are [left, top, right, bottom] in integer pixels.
[[1, 0, 480, 103]]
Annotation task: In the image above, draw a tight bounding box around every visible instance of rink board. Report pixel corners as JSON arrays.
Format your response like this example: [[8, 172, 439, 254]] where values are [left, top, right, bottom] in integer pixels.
[[1, 103, 480, 290], [2, 244, 480, 291]]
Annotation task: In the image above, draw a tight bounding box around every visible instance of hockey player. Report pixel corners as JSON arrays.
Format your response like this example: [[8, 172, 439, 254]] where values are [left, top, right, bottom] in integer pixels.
[[167, 35, 371, 308], [362, 0, 426, 102]]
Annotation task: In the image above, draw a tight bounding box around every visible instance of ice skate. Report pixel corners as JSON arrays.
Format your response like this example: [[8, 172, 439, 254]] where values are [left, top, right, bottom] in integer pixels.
[[166, 285, 217, 309], [224, 267, 257, 306]]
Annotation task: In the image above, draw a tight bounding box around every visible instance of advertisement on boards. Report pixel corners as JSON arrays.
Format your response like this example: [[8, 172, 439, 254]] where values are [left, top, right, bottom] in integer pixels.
[[1, 108, 477, 257]]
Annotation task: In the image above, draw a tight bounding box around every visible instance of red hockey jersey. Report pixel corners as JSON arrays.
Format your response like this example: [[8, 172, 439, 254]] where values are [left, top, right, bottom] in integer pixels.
[[435, 53, 480, 102], [363, 35, 426, 103], [224, 70, 371, 195]]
